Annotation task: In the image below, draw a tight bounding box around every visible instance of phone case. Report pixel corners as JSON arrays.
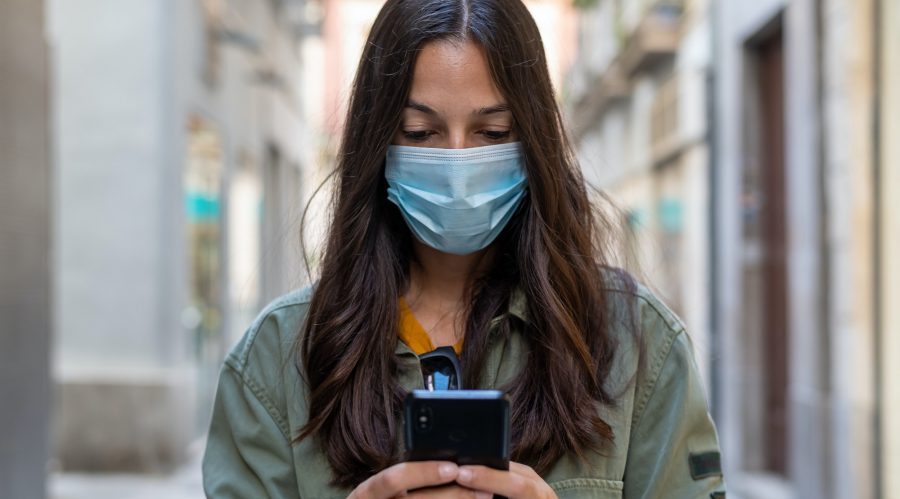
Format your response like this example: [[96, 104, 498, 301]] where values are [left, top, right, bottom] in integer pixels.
[[403, 389, 510, 470]]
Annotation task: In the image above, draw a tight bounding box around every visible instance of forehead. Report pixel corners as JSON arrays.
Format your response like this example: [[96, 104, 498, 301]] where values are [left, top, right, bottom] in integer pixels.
[[408, 40, 506, 112]]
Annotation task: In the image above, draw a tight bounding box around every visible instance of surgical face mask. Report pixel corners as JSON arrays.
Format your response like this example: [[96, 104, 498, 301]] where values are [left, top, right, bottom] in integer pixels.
[[385, 141, 527, 255]]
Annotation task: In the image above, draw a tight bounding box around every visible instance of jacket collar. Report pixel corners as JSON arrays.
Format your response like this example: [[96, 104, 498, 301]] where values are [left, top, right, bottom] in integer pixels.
[[394, 288, 528, 357]]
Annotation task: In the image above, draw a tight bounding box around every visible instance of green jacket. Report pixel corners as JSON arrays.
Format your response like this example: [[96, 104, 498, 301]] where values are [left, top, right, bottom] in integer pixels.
[[203, 280, 726, 498]]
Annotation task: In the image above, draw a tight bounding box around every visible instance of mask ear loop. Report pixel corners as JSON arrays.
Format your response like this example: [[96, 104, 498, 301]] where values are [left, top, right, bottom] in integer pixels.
[[419, 346, 463, 390]]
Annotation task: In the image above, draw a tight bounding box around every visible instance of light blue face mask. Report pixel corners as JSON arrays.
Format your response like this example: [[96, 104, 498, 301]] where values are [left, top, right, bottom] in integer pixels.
[[385, 141, 527, 255]]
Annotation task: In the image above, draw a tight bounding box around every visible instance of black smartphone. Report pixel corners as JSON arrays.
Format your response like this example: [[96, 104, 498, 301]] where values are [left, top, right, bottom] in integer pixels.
[[403, 389, 510, 470]]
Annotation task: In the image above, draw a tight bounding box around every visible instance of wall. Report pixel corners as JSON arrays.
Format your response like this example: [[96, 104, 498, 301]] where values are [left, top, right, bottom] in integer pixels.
[[50, 0, 178, 372], [879, 0, 900, 495], [714, 0, 883, 497], [713, 0, 819, 497], [820, 0, 877, 496], [0, 0, 52, 496], [48, 0, 195, 471], [48, 0, 312, 471]]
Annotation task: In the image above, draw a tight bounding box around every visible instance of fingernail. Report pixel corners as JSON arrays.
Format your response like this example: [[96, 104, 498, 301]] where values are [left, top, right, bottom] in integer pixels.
[[439, 462, 458, 478], [475, 492, 492, 499], [458, 467, 473, 482]]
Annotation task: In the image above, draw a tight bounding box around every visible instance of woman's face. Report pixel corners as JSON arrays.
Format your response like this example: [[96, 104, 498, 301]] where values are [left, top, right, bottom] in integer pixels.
[[393, 40, 517, 149]]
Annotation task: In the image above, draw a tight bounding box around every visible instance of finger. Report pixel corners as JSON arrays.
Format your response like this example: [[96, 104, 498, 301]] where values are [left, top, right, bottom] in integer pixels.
[[456, 465, 543, 499], [404, 484, 490, 499], [509, 462, 542, 480], [357, 461, 459, 499]]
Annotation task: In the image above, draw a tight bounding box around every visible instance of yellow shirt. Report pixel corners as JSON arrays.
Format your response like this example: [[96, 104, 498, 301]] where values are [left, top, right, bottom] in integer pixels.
[[397, 297, 463, 355]]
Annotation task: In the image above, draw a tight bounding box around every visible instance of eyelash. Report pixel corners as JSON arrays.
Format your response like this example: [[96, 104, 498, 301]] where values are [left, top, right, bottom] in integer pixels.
[[402, 130, 435, 141], [482, 130, 511, 140], [401, 130, 511, 142]]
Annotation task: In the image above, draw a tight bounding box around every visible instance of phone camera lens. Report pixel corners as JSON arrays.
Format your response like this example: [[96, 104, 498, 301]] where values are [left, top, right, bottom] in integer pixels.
[[416, 406, 433, 432]]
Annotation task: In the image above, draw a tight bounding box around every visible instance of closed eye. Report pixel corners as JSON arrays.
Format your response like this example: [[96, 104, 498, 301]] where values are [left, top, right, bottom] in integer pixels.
[[402, 130, 436, 142], [481, 130, 511, 141]]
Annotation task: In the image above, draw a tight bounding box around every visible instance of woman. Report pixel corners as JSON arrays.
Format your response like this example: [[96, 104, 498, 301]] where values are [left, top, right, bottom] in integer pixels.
[[203, 0, 725, 497]]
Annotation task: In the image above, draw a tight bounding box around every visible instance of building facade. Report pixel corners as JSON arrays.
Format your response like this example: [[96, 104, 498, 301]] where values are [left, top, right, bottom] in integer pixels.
[[48, 0, 316, 472], [0, 1, 52, 497], [569, 0, 896, 497], [877, 1, 898, 497], [713, 0, 888, 497], [567, 0, 715, 386]]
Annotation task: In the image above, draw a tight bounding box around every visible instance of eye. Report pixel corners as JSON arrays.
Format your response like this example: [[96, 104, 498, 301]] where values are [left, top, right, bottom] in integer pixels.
[[481, 130, 511, 141], [402, 130, 435, 142]]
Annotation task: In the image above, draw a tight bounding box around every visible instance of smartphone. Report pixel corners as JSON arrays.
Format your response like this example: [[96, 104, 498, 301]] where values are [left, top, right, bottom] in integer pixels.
[[403, 389, 510, 470]]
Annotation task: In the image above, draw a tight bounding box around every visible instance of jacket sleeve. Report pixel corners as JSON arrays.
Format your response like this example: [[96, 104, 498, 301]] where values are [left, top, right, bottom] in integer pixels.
[[202, 358, 300, 498], [623, 331, 726, 499]]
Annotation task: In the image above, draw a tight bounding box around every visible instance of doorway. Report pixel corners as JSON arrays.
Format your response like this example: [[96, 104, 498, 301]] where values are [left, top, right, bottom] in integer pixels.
[[742, 20, 790, 476]]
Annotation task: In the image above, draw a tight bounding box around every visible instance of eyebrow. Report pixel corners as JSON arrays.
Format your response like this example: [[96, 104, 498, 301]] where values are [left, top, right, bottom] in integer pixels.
[[475, 104, 511, 115], [405, 100, 511, 116]]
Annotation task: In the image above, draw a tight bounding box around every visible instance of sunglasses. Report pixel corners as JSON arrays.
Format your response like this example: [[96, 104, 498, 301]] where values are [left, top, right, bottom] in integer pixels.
[[419, 346, 463, 391]]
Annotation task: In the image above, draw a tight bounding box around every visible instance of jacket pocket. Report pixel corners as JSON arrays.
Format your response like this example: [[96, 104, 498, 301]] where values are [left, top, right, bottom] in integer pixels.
[[549, 478, 624, 499]]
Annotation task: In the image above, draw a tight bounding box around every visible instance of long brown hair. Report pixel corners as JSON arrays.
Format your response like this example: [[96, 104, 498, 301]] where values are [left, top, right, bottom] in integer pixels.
[[298, 0, 626, 487]]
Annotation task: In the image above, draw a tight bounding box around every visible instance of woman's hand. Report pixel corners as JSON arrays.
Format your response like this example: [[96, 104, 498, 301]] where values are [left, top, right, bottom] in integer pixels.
[[455, 462, 558, 499], [348, 461, 490, 499]]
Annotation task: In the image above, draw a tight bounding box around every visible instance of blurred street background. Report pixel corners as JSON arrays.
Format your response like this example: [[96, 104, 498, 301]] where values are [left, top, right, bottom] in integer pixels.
[[1, 0, 898, 498]]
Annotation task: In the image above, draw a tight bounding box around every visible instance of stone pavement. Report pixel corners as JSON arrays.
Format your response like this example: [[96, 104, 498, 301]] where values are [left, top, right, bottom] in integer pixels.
[[49, 440, 204, 499]]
